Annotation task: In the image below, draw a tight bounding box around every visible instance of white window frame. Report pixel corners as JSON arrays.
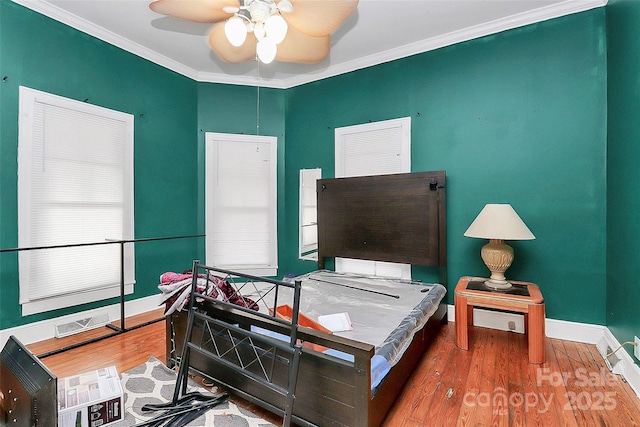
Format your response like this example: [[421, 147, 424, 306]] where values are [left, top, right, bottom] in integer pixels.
[[205, 132, 278, 277], [335, 117, 411, 279], [299, 168, 321, 261], [17, 86, 135, 316]]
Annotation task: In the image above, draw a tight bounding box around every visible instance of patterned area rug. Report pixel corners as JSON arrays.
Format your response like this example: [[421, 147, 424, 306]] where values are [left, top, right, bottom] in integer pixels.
[[118, 357, 276, 426]]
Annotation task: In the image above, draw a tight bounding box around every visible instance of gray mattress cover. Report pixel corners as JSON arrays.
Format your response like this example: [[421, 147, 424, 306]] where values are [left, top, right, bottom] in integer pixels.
[[254, 270, 447, 366]]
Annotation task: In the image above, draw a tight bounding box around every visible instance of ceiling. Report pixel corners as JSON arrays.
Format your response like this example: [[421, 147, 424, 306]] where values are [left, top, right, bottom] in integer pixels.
[[14, 0, 605, 88]]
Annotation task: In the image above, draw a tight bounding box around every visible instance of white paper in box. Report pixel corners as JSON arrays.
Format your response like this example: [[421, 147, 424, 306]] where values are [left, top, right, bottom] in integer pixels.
[[58, 365, 123, 427], [318, 312, 353, 332]]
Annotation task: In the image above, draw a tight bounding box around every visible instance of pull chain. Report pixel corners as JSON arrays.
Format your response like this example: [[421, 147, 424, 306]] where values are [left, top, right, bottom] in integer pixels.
[[256, 57, 260, 137]]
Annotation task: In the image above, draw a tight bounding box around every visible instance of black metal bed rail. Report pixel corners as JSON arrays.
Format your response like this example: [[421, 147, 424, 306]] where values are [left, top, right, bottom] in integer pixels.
[[191, 263, 302, 347], [171, 260, 303, 427], [1, 234, 205, 358], [188, 312, 297, 395]]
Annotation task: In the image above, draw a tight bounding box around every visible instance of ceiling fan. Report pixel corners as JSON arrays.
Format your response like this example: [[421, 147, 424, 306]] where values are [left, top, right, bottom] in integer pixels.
[[149, 0, 359, 64]]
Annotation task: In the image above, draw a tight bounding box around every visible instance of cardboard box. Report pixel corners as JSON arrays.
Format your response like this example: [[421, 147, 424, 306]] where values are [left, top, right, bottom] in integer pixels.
[[58, 366, 123, 427]]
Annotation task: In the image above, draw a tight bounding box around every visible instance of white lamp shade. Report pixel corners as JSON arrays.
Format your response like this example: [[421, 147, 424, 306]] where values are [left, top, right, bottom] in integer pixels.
[[224, 16, 247, 47], [265, 14, 288, 44], [256, 38, 277, 64], [464, 204, 535, 240]]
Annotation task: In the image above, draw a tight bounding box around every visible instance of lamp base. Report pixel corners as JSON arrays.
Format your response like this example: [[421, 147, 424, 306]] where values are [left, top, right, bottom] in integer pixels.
[[483, 278, 513, 291], [480, 239, 515, 290]]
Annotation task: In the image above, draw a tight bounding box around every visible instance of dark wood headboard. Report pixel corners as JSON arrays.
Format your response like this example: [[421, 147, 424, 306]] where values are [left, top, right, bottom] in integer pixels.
[[316, 171, 447, 269]]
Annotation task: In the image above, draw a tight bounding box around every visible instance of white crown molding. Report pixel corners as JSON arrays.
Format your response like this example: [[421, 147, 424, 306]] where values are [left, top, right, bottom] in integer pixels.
[[11, 0, 201, 81], [280, 0, 608, 88], [195, 71, 289, 89], [12, 0, 607, 89]]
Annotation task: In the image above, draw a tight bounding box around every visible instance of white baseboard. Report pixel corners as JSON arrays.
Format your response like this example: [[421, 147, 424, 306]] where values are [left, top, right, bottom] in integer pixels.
[[598, 327, 640, 398], [0, 294, 163, 349], [447, 304, 605, 343], [448, 304, 640, 398]]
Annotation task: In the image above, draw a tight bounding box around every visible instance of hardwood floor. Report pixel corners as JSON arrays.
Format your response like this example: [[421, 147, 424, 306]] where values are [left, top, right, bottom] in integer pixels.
[[383, 325, 640, 427], [31, 311, 640, 426], [27, 309, 167, 378]]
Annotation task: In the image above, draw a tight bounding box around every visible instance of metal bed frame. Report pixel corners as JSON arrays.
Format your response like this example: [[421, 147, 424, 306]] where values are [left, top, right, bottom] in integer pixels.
[[166, 171, 448, 426], [158, 260, 304, 427]]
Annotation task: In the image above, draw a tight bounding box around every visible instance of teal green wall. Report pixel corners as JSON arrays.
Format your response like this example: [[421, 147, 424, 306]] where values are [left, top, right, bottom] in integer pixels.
[[0, 3, 618, 334], [606, 0, 640, 364], [282, 10, 608, 324], [195, 83, 286, 266], [0, 2, 200, 329]]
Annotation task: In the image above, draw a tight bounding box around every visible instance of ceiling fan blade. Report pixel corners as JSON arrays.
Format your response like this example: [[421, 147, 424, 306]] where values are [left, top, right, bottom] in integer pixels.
[[276, 26, 330, 63], [149, 0, 239, 23], [208, 23, 257, 63], [284, 0, 358, 36]]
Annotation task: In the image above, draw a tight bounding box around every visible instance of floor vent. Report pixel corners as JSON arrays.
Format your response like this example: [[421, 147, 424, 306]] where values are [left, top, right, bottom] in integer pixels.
[[55, 313, 110, 338], [597, 337, 624, 375], [605, 347, 624, 374]]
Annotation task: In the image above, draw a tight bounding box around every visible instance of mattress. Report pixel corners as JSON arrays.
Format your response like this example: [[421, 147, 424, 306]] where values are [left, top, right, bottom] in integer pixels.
[[249, 270, 447, 390]]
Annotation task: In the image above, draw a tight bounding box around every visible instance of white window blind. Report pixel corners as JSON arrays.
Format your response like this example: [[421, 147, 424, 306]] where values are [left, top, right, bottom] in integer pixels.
[[335, 117, 411, 279], [205, 133, 278, 276], [336, 118, 411, 178], [299, 168, 321, 260], [18, 86, 135, 316]]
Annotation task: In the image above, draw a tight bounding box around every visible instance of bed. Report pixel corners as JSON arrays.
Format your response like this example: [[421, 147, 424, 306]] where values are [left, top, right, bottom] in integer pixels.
[[165, 170, 448, 427]]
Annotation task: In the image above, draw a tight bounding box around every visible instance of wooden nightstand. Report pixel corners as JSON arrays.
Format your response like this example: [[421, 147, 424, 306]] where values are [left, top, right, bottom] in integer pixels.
[[454, 276, 545, 364]]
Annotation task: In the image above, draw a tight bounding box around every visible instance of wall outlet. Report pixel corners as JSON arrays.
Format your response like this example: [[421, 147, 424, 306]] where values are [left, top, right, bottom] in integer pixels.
[[508, 321, 516, 331], [635, 336, 640, 360]]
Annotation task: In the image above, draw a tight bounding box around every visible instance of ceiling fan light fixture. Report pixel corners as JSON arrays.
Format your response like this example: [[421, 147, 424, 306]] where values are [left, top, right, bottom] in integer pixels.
[[248, 0, 272, 23], [276, 0, 293, 13], [256, 38, 277, 64], [149, 0, 359, 64], [264, 14, 288, 44], [224, 15, 247, 47], [253, 22, 266, 41]]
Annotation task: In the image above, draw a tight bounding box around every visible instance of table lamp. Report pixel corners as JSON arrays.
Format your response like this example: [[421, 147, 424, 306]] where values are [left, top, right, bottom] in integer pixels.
[[464, 204, 535, 290]]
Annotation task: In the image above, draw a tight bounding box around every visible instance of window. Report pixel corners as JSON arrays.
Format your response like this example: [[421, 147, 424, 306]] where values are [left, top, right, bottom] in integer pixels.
[[334, 117, 411, 278], [299, 168, 321, 261], [205, 132, 278, 276], [335, 117, 411, 179], [18, 86, 135, 316]]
